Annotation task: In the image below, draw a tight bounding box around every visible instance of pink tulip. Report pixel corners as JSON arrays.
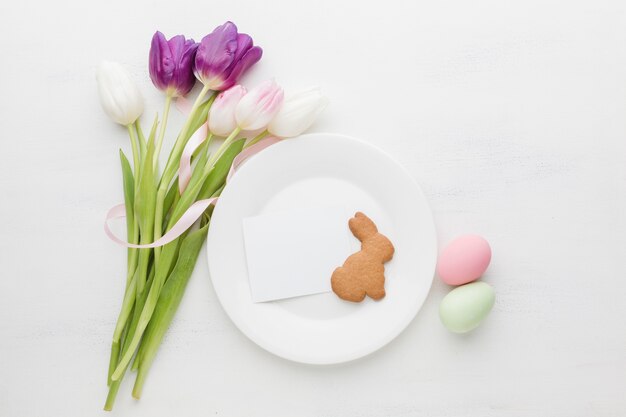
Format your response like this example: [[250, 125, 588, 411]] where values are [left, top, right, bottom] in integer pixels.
[[209, 85, 247, 136], [235, 79, 284, 130]]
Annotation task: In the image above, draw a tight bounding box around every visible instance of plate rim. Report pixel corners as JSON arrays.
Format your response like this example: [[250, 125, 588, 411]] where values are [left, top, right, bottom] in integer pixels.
[[206, 132, 437, 365]]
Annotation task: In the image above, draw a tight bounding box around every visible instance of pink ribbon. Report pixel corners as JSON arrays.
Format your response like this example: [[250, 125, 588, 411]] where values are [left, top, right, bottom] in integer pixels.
[[227, 136, 281, 182], [178, 123, 208, 194], [104, 199, 217, 248], [105, 136, 280, 248], [176, 95, 205, 194]]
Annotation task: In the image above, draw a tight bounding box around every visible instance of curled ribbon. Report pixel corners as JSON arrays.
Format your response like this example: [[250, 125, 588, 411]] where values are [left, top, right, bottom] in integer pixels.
[[227, 136, 281, 182], [104, 199, 217, 248], [104, 136, 280, 248], [178, 122, 208, 194]]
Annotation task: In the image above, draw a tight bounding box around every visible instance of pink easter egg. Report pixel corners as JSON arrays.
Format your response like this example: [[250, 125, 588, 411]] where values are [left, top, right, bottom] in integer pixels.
[[437, 235, 491, 286]]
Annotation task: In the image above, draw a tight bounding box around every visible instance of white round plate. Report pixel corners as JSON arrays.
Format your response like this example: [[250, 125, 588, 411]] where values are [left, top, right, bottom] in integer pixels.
[[207, 133, 437, 364]]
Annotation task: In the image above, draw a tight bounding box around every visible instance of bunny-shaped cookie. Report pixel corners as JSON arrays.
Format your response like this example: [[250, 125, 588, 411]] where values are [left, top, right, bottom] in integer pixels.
[[331, 212, 395, 302]]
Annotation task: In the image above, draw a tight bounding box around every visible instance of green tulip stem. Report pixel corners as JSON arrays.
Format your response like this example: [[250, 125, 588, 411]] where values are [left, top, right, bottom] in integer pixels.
[[106, 266, 137, 385], [161, 84, 211, 187], [206, 127, 242, 169], [154, 85, 211, 257], [127, 124, 141, 183], [204, 132, 214, 153], [153, 94, 173, 172], [125, 125, 141, 288], [132, 224, 209, 399], [243, 129, 269, 149], [127, 124, 143, 280], [126, 124, 142, 280]]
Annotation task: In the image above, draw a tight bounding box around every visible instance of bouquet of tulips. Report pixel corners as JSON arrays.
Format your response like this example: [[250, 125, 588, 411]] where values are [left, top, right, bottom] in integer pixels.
[[98, 21, 327, 410]]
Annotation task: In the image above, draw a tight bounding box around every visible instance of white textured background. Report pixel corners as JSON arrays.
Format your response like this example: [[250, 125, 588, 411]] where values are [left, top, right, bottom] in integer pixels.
[[1, 0, 625, 415]]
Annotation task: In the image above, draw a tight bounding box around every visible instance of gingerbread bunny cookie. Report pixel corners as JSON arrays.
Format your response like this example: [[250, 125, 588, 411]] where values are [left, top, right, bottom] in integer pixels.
[[331, 212, 395, 302]]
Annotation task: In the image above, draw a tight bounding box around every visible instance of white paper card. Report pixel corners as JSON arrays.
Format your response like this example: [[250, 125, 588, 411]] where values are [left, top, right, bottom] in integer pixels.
[[242, 206, 354, 302]]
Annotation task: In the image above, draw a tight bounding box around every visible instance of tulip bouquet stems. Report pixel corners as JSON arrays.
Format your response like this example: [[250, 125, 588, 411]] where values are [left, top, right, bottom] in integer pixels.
[[98, 21, 328, 411], [103, 114, 246, 410]]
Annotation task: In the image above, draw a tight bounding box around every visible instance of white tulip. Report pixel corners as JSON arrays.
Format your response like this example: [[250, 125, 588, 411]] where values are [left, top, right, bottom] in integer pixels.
[[235, 79, 284, 131], [209, 85, 247, 137], [268, 87, 328, 138], [96, 61, 144, 126]]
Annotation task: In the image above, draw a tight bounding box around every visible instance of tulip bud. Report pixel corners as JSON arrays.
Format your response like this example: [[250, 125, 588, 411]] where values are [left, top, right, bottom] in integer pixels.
[[209, 85, 247, 137], [96, 61, 144, 126], [268, 87, 329, 138], [235, 80, 284, 131], [194, 21, 263, 91], [149, 31, 198, 97]]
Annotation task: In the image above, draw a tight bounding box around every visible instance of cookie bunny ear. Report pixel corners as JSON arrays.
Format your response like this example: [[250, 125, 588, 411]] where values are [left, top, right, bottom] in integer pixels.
[[349, 212, 378, 241]]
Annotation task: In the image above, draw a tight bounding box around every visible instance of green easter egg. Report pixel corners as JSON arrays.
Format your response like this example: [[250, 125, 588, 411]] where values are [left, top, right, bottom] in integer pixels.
[[439, 282, 495, 333]]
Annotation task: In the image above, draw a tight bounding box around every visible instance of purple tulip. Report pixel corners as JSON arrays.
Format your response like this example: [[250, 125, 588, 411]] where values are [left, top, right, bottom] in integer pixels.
[[149, 31, 199, 97], [194, 21, 263, 91]]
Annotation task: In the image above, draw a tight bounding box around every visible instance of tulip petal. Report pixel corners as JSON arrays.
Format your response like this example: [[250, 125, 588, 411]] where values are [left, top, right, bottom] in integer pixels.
[[219, 46, 263, 91], [173, 39, 198, 96], [235, 79, 283, 130], [268, 87, 329, 137], [231, 34, 253, 64], [209, 85, 247, 136], [167, 34, 186, 59], [149, 32, 198, 97], [194, 21, 239, 87], [97, 61, 144, 125], [149, 31, 172, 91]]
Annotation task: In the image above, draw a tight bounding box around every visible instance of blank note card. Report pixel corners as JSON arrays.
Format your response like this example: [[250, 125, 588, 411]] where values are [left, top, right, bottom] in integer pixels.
[[242, 206, 353, 302]]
